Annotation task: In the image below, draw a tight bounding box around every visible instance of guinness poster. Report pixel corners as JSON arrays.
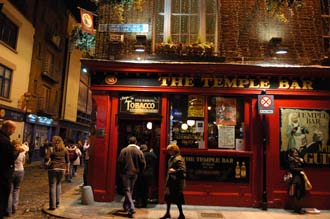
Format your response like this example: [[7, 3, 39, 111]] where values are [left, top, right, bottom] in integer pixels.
[[280, 108, 330, 167]]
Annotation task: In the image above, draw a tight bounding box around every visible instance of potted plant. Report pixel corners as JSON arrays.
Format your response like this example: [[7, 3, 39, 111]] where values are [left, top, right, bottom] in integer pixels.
[[70, 26, 96, 58]]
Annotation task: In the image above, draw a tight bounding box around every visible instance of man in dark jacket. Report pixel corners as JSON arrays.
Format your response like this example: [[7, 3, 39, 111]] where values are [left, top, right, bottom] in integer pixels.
[[0, 120, 19, 218], [117, 136, 146, 218]]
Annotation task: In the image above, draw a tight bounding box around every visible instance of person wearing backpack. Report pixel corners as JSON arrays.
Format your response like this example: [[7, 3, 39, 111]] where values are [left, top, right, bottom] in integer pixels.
[[65, 140, 80, 182], [71, 143, 82, 177]]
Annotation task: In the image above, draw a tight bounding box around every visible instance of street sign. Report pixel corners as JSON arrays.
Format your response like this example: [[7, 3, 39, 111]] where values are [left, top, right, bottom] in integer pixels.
[[258, 95, 274, 114]]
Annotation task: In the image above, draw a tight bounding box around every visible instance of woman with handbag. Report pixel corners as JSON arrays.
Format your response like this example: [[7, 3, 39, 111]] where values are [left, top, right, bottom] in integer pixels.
[[287, 148, 306, 214], [160, 143, 186, 219], [44, 136, 69, 210]]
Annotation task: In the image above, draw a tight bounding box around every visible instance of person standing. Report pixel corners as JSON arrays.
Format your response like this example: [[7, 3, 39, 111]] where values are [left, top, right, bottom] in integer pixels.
[[135, 144, 157, 208], [160, 143, 186, 219], [117, 136, 146, 218], [82, 137, 91, 186], [0, 120, 20, 219], [287, 148, 306, 214], [40, 139, 50, 168], [44, 136, 69, 210], [7, 140, 29, 216]]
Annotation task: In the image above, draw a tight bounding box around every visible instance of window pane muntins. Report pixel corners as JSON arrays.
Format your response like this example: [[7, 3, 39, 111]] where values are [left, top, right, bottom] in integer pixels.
[[0, 65, 12, 99], [171, 0, 200, 44], [0, 12, 18, 49], [158, 0, 216, 44]]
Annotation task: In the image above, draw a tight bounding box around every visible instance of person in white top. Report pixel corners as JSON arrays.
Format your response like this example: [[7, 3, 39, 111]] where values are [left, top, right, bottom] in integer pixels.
[[7, 140, 29, 216]]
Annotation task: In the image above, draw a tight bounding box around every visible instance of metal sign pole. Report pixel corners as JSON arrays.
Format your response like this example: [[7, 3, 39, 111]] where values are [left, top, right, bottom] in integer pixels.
[[261, 113, 267, 210]]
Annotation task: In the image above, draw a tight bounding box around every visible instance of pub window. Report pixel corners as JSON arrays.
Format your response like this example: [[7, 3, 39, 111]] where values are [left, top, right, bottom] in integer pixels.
[[0, 64, 13, 99], [169, 95, 205, 149], [169, 95, 245, 150], [0, 11, 18, 50], [207, 96, 244, 150]]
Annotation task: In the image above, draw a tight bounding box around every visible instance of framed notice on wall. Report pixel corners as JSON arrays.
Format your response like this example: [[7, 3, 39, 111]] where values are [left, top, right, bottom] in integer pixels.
[[218, 125, 235, 148], [187, 95, 204, 118]]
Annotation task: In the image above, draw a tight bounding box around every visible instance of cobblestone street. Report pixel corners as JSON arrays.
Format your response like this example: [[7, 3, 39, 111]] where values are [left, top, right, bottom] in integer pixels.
[[7, 162, 82, 219]]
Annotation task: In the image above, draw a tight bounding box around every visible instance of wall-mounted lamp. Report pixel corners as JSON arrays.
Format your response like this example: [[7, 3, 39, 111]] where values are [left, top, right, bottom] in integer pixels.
[[269, 37, 288, 55], [134, 35, 147, 61], [81, 67, 88, 73]]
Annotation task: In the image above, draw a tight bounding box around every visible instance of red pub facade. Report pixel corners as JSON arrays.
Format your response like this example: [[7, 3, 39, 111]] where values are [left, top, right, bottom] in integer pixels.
[[81, 0, 330, 210], [83, 60, 330, 209]]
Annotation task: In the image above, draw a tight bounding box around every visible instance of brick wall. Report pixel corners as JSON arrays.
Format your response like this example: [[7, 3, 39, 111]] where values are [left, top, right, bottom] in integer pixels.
[[95, 0, 325, 65]]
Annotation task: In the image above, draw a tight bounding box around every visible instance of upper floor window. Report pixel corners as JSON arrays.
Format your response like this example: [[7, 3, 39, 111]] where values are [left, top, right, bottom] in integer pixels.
[[321, 0, 330, 55], [0, 64, 13, 99], [0, 12, 18, 49], [40, 85, 51, 112], [156, 0, 217, 45]]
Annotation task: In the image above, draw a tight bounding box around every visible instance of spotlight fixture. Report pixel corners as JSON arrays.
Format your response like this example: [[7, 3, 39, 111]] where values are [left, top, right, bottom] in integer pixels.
[[135, 46, 145, 52], [82, 67, 88, 73], [269, 37, 288, 55]]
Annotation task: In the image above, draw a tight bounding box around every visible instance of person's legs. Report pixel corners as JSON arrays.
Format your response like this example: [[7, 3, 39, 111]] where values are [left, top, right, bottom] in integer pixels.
[[55, 170, 64, 208], [127, 175, 137, 212], [177, 204, 185, 219], [160, 202, 171, 219], [6, 181, 14, 215], [48, 170, 56, 209], [12, 171, 24, 213], [1, 175, 13, 217]]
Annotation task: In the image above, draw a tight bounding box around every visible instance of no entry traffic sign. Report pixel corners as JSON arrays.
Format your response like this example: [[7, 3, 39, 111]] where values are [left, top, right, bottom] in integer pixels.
[[258, 95, 274, 114]]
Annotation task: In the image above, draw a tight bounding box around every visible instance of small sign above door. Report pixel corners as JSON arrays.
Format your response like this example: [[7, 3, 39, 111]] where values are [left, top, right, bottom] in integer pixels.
[[119, 95, 161, 114]]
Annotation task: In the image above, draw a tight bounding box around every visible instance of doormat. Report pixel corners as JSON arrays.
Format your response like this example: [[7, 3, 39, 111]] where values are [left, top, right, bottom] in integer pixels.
[[200, 212, 224, 218]]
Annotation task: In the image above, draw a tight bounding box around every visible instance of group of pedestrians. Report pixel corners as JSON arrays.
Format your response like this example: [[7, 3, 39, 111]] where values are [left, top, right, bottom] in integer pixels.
[[117, 136, 187, 219], [0, 119, 91, 217], [0, 120, 27, 218]]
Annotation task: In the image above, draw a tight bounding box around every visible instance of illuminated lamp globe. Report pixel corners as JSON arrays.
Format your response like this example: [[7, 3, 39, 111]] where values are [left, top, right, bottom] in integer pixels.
[[181, 123, 188, 130]]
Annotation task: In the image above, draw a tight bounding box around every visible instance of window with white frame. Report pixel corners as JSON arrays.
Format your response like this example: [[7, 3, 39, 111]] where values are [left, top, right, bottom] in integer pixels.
[[0, 64, 13, 99], [156, 0, 217, 45]]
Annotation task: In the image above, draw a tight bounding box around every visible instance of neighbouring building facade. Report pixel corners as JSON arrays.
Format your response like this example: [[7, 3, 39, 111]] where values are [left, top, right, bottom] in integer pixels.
[[1, 0, 92, 161], [83, 0, 330, 210], [0, 0, 34, 140]]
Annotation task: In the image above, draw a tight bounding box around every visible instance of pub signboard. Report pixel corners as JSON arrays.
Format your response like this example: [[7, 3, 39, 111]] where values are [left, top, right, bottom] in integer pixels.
[[183, 154, 250, 183], [119, 95, 161, 114]]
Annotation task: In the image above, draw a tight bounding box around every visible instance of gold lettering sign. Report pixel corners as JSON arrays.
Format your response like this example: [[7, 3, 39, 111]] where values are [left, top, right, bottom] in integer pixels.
[[159, 77, 313, 90]]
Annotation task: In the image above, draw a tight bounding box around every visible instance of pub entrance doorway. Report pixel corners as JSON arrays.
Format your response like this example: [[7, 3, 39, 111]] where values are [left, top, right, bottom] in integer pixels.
[[116, 116, 161, 204]]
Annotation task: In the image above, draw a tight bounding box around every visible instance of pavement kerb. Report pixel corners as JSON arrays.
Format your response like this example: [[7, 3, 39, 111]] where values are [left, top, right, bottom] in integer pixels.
[[42, 185, 330, 219]]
